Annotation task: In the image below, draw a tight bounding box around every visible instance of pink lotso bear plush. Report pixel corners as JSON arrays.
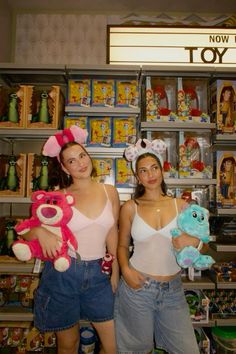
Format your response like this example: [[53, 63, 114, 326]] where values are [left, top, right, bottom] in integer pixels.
[[12, 190, 78, 272]]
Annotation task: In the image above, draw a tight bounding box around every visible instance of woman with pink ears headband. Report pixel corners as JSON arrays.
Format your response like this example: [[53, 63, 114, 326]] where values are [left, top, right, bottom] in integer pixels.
[[19, 125, 120, 354], [114, 138, 205, 354]]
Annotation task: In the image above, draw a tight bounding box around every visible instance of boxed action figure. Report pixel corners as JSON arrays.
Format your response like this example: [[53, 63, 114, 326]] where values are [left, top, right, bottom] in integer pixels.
[[145, 76, 177, 122], [177, 78, 210, 123], [216, 151, 236, 208], [92, 158, 115, 185], [67, 79, 91, 106], [210, 80, 236, 133], [178, 132, 213, 179], [91, 79, 115, 107], [88, 117, 112, 147], [115, 158, 136, 188], [112, 116, 137, 147], [116, 79, 139, 107]]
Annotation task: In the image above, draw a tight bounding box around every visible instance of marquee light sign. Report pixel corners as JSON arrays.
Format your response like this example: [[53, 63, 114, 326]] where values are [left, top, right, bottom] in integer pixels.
[[107, 26, 236, 66]]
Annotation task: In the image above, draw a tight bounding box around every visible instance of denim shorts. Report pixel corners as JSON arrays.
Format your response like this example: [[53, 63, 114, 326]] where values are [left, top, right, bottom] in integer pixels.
[[114, 274, 199, 354], [34, 257, 114, 332]]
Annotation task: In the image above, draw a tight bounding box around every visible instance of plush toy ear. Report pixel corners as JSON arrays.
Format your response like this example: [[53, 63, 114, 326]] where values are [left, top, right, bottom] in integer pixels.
[[65, 194, 74, 206], [32, 190, 47, 202]]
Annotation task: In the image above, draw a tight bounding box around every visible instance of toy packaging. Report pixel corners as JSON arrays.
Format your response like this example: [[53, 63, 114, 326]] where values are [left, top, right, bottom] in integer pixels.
[[67, 79, 91, 106], [210, 79, 236, 133], [145, 76, 177, 121], [178, 132, 213, 179], [184, 289, 209, 324], [88, 117, 112, 146], [116, 79, 139, 107], [216, 151, 236, 208], [0, 85, 27, 128], [148, 131, 178, 178], [91, 79, 115, 107], [0, 154, 27, 197], [27, 153, 56, 197], [112, 116, 137, 147], [92, 158, 115, 185], [115, 158, 136, 187], [64, 115, 88, 131], [169, 186, 210, 209], [194, 328, 210, 354], [177, 78, 210, 123], [25, 85, 64, 129]]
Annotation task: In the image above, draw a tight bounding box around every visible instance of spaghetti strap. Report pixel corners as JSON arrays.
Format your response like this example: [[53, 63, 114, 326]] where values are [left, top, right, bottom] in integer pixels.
[[63, 188, 67, 194], [174, 198, 179, 215], [103, 184, 109, 199]]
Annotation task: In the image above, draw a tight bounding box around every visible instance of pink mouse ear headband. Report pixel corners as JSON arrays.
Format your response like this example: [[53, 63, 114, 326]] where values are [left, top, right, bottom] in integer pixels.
[[124, 138, 167, 172], [42, 125, 88, 159]]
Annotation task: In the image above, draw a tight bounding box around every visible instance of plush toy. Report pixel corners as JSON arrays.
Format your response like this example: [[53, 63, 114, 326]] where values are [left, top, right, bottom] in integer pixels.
[[171, 204, 215, 270], [12, 190, 78, 272], [101, 253, 115, 275]]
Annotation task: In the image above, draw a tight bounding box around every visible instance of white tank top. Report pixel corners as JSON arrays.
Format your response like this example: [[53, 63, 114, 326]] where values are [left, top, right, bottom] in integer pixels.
[[130, 198, 181, 276]]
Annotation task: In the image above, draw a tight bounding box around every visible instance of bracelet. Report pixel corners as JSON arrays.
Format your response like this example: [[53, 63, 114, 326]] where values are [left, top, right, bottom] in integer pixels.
[[197, 240, 203, 251]]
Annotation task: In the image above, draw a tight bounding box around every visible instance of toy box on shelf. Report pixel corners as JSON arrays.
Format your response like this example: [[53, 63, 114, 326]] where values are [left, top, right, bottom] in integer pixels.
[[178, 132, 213, 179], [209, 261, 236, 283], [64, 116, 88, 131], [194, 328, 210, 354], [115, 158, 136, 188], [147, 131, 178, 178], [27, 153, 55, 197], [116, 79, 139, 107], [112, 116, 137, 147], [168, 186, 210, 209], [88, 117, 112, 147], [216, 151, 236, 209], [91, 79, 115, 107], [0, 154, 27, 197], [0, 217, 20, 257], [210, 80, 236, 134], [92, 158, 115, 185], [67, 79, 91, 107], [145, 76, 177, 122], [177, 78, 210, 123], [184, 289, 209, 325], [203, 288, 236, 320], [0, 85, 27, 128], [25, 85, 64, 129]]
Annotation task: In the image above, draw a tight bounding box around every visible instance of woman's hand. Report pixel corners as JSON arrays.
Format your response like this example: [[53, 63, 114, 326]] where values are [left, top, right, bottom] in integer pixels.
[[172, 232, 199, 250], [122, 266, 146, 289], [32, 227, 62, 258]]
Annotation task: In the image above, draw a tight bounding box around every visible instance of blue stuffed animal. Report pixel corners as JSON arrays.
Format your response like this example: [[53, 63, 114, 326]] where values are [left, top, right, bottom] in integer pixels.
[[171, 204, 215, 270]]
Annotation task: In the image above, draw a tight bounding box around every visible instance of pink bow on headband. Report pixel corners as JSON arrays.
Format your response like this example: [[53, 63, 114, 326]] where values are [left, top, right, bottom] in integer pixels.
[[43, 125, 88, 158], [124, 138, 167, 171]]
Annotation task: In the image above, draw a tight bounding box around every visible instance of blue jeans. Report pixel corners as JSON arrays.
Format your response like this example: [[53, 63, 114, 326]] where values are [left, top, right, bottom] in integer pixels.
[[114, 275, 199, 354], [34, 257, 114, 332]]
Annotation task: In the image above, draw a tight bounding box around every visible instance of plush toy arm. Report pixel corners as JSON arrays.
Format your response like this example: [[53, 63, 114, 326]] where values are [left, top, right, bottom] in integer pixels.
[[171, 228, 182, 238], [15, 218, 41, 235]]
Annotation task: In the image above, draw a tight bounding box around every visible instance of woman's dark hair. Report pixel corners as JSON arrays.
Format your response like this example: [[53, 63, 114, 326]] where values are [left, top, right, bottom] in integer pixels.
[[48, 141, 96, 189], [133, 152, 167, 199]]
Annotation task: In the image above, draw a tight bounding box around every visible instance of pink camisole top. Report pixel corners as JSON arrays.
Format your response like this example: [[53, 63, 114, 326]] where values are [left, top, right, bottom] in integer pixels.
[[67, 185, 114, 260]]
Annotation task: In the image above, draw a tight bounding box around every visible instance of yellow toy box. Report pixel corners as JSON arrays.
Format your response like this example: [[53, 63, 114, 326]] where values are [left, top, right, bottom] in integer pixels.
[[67, 79, 91, 106], [91, 80, 115, 107], [116, 80, 139, 107], [112, 116, 137, 146], [92, 158, 115, 185], [89, 117, 112, 146]]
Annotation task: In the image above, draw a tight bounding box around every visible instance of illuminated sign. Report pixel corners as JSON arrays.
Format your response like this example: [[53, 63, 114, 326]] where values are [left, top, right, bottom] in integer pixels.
[[107, 26, 236, 66]]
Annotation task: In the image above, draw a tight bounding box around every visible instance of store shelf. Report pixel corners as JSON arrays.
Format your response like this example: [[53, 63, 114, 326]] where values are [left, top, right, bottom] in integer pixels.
[[182, 275, 215, 290], [65, 106, 140, 115], [65, 64, 141, 78], [0, 129, 59, 140], [216, 282, 236, 290], [217, 209, 236, 216], [86, 147, 125, 157], [0, 306, 33, 321], [0, 63, 67, 85], [166, 178, 217, 186], [0, 257, 43, 274], [141, 121, 215, 132], [210, 243, 236, 252], [215, 317, 236, 326]]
